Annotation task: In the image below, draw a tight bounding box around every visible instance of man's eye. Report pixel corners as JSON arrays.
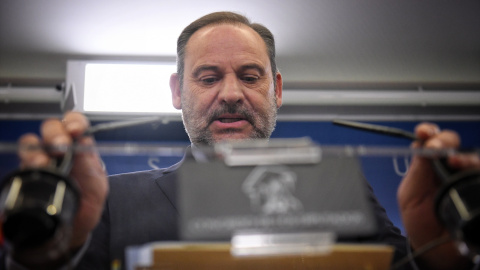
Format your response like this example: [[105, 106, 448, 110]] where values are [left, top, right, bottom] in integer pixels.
[[200, 77, 218, 85], [242, 76, 259, 83]]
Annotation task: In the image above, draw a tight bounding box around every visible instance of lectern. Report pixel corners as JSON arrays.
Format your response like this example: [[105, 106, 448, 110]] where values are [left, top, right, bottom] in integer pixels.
[[127, 139, 394, 270], [127, 242, 394, 270]]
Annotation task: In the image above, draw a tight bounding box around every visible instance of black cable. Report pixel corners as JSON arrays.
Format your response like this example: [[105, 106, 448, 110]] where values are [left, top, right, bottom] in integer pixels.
[[391, 235, 451, 270]]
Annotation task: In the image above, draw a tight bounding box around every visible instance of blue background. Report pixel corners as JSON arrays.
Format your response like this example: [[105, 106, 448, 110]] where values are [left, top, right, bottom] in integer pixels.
[[1, 119, 479, 234]]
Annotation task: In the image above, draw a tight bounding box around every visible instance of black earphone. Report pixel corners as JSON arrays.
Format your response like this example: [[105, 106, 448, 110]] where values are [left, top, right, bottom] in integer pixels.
[[0, 145, 80, 264]]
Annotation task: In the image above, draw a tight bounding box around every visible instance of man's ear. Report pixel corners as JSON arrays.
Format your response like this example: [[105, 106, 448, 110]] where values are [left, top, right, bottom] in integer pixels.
[[275, 72, 283, 108], [170, 73, 182, 109]]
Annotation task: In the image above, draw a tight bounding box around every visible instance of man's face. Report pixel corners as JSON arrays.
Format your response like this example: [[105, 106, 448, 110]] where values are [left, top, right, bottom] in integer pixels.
[[171, 24, 282, 145]]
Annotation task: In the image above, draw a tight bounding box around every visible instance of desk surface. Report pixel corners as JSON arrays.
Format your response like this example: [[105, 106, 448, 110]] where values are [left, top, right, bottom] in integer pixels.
[[130, 242, 394, 270]]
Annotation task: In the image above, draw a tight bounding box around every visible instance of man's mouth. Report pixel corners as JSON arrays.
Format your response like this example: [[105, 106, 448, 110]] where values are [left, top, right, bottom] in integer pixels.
[[218, 118, 244, 123], [210, 114, 251, 130]]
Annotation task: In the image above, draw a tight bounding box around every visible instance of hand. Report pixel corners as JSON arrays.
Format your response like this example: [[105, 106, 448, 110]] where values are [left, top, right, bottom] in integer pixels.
[[18, 112, 108, 254], [397, 122, 480, 270]]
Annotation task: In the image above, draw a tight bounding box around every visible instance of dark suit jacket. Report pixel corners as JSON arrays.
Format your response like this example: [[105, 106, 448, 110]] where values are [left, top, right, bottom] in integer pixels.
[[76, 160, 182, 269], [75, 155, 411, 269]]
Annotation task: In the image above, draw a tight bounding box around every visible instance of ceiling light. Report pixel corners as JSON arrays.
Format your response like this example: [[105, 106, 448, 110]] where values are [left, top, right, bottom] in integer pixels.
[[66, 60, 179, 116]]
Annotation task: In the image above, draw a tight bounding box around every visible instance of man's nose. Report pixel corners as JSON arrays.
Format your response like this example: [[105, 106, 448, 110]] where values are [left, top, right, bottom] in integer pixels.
[[218, 74, 244, 104]]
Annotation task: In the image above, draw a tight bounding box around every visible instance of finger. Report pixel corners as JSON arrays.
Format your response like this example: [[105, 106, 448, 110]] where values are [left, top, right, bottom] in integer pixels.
[[448, 152, 480, 170], [41, 118, 72, 156], [424, 130, 461, 149], [63, 112, 99, 170], [62, 111, 91, 138], [414, 122, 440, 141], [421, 129, 463, 173], [18, 133, 50, 168]]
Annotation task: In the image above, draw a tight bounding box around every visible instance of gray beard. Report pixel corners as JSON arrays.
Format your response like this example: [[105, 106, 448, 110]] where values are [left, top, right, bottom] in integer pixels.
[[182, 103, 277, 146]]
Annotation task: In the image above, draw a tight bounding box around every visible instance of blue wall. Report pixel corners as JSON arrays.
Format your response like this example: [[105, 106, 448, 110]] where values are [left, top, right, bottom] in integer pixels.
[[1, 119, 479, 234]]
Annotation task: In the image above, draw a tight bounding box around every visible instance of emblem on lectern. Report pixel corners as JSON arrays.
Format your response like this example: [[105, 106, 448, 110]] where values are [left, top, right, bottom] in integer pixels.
[[242, 165, 303, 215]]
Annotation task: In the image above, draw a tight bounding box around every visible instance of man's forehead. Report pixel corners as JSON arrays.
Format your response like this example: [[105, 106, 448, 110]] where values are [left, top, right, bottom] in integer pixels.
[[184, 23, 269, 63], [191, 23, 255, 39]]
